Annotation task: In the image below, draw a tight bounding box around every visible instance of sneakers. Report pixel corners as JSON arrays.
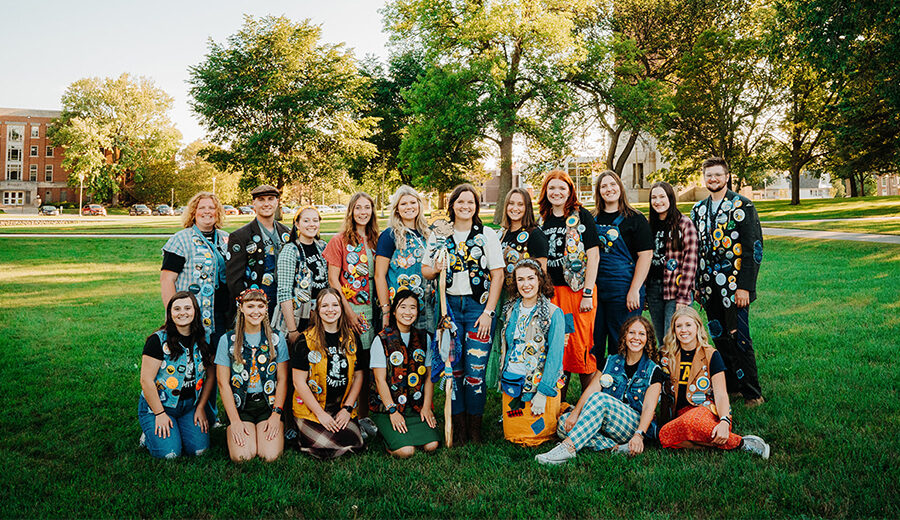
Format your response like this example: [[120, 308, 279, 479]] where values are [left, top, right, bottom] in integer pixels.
[[741, 434, 770, 459], [359, 417, 378, 441], [611, 444, 631, 455], [139, 432, 146, 448], [535, 442, 576, 465]]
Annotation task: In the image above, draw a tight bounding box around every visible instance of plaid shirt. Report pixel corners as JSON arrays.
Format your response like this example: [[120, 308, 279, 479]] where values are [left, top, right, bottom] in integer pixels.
[[662, 215, 699, 305]]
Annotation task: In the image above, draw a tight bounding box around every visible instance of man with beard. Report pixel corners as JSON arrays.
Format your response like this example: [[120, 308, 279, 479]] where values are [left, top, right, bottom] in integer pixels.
[[689, 158, 764, 407]]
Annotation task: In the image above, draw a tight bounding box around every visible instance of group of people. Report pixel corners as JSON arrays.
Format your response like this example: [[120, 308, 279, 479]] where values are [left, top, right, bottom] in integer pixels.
[[137, 156, 770, 464]]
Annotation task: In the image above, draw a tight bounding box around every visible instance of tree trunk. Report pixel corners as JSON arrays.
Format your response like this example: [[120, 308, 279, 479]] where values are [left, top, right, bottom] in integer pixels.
[[274, 176, 284, 221], [848, 175, 859, 197], [789, 163, 802, 205], [437, 191, 446, 211], [613, 128, 640, 178], [492, 131, 514, 225]]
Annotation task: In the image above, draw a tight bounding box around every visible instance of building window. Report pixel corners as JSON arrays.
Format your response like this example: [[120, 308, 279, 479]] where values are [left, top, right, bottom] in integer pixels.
[[29, 165, 38, 181], [882, 177, 887, 188], [633, 163, 645, 189], [3, 191, 24, 205], [46, 146, 54, 157], [7, 146, 22, 162], [31, 126, 40, 138], [30, 145, 39, 157], [6, 164, 22, 181], [45, 190, 52, 203], [45, 165, 53, 182], [8, 126, 24, 142], [61, 190, 68, 202]]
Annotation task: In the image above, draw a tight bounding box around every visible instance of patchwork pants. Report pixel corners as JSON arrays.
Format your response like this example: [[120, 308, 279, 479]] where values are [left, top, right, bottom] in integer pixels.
[[557, 392, 639, 451], [447, 295, 492, 415], [703, 298, 763, 400]]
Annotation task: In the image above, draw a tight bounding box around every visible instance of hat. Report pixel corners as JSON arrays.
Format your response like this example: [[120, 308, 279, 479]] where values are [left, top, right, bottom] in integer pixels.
[[250, 184, 280, 199]]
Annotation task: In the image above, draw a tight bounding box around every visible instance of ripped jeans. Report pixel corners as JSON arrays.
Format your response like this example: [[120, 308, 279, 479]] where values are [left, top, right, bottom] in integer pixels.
[[447, 294, 492, 415], [138, 395, 209, 459]]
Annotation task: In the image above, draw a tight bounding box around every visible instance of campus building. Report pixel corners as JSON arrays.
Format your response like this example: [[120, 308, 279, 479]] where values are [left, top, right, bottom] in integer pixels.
[[874, 173, 900, 196], [1, 108, 74, 210]]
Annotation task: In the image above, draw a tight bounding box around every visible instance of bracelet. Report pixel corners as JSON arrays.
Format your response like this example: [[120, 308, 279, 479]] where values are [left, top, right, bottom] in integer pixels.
[[720, 416, 732, 426], [288, 329, 297, 333], [154, 410, 165, 416]]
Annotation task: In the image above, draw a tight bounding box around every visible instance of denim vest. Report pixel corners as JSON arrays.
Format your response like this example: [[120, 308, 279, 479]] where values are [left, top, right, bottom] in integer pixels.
[[387, 229, 428, 306], [163, 227, 229, 340], [224, 332, 280, 410], [602, 354, 660, 439], [145, 331, 207, 408]]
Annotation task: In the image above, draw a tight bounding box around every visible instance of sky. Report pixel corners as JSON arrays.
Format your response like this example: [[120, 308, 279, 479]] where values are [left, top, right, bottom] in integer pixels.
[[2, 0, 391, 145]]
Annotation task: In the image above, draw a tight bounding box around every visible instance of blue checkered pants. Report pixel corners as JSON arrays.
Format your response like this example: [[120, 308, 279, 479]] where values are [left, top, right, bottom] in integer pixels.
[[557, 391, 640, 451]]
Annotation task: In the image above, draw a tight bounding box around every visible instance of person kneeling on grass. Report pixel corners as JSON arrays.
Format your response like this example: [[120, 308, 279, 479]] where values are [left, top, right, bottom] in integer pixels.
[[138, 291, 216, 459], [215, 288, 290, 462], [657, 306, 769, 458], [369, 289, 440, 457], [498, 259, 566, 447], [536, 316, 663, 464], [291, 288, 365, 459]]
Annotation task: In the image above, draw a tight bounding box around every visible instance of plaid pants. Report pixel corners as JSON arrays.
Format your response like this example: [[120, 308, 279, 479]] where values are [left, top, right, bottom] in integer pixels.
[[557, 391, 639, 451]]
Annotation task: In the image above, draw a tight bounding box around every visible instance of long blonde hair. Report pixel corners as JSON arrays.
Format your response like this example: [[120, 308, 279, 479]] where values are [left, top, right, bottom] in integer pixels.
[[662, 306, 713, 359], [308, 288, 356, 356], [338, 192, 379, 247], [182, 191, 224, 229], [388, 185, 428, 250], [232, 289, 276, 364]]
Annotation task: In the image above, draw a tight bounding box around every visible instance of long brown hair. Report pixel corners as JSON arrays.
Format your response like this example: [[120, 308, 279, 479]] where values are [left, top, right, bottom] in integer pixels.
[[232, 289, 276, 365], [505, 259, 555, 299], [594, 170, 638, 217], [447, 183, 482, 226], [616, 315, 660, 364], [338, 192, 379, 248], [500, 187, 537, 232], [308, 288, 356, 356], [649, 181, 684, 251], [538, 170, 581, 221]]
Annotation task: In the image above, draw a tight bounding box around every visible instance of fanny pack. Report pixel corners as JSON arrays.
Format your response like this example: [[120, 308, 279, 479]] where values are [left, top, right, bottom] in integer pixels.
[[500, 371, 526, 398]]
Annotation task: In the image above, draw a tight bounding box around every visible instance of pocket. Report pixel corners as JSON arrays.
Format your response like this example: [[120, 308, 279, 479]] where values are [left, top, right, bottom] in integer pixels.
[[564, 313, 575, 335]]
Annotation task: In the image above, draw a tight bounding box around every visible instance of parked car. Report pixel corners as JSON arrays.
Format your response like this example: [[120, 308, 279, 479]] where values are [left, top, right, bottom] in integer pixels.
[[223, 205, 239, 215], [238, 206, 254, 215], [81, 204, 107, 216], [280, 206, 295, 216], [172, 206, 185, 215], [153, 204, 174, 216], [129, 204, 152, 216], [330, 204, 347, 213], [316, 204, 333, 214], [39, 205, 60, 216]]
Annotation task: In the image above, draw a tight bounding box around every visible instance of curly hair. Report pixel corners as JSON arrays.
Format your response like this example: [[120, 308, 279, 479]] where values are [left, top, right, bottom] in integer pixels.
[[616, 315, 660, 364], [181, 191, 224, 229], [505, 259, 555, 299]]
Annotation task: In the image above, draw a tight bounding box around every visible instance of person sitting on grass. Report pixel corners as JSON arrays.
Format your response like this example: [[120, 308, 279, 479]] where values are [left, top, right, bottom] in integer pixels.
[[657, 306, 770, 458], [536, 316, 663, 465], [368, 289, 440, 458], [138, 291, 216, 459], [291, 288, 366, 459], [215, 288, 290, 462]]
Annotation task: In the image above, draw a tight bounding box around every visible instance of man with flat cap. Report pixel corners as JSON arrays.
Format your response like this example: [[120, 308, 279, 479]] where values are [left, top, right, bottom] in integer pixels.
[[226, 185, 291, 319]]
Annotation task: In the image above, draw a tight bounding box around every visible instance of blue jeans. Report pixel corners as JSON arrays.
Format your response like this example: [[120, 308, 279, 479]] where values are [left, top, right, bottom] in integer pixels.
[[446, 294, 492, 415], [645, 278, 677, 346], [593, 293, 644, 369], [138, 395, 209, 459]]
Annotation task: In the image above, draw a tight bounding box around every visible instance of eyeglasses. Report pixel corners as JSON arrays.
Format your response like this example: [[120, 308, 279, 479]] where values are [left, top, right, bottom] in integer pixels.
[[703, 172, 727, 179]]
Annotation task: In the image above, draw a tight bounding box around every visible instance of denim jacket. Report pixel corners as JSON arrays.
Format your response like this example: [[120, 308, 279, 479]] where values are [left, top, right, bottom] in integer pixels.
[[602, 353, 660, 439]]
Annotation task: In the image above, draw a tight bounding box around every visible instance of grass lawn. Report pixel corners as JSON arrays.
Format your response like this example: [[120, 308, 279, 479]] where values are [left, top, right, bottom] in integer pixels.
[[0, 235, 897, 518], [762, 218, 900, 236]]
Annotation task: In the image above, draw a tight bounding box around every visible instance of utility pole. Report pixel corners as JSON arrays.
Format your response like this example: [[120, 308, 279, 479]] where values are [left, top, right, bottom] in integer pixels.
[[170, 187, 174, 207], [78, 174, 84, 218]]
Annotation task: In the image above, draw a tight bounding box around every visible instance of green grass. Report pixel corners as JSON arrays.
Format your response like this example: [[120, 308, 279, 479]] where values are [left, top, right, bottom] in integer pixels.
[[0, 236, 898, 518], [761, 218, 900, 236]]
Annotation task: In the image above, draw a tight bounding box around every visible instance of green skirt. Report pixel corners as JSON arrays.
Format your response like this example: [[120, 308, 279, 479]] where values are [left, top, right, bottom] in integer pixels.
[[371, 410, 440, 451]]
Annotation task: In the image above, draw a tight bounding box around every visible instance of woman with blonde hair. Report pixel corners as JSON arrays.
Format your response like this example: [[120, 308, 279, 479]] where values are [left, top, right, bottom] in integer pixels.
[[657, 306, 769, 458], [374, 185, 433, 333], [215, 288, 290, 461], [291, 288, 366, 459]]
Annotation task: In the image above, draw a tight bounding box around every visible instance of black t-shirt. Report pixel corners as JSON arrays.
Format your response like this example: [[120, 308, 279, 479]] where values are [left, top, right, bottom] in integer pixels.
[[542, 206, 602, 287], [143, 332, 197, 401], [501, 227, 550, 259], [649, 228, 667, 281], [292, 331, 360, 414], [675, 348, 725, 410], [299, 241, 329, 301], [593, 210, 653, 262], [623, 359, 668, 386]]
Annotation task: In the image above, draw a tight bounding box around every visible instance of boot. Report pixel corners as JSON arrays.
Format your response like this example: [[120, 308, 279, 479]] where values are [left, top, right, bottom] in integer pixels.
[[451, 414, 467, 447], [467, 414, 483, 443]]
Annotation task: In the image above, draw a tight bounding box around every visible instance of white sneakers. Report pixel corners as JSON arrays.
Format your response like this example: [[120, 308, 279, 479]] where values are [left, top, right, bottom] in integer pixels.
[[535, 442, 576, 465], [741, 434, 771, 459]]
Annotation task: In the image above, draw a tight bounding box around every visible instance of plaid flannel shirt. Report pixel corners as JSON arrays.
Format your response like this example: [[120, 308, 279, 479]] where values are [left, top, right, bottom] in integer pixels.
[[663, 215, 699, 305]]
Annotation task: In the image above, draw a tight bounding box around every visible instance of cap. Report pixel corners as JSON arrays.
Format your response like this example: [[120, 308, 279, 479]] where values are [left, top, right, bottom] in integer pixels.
[[250, 184, 280, 199]]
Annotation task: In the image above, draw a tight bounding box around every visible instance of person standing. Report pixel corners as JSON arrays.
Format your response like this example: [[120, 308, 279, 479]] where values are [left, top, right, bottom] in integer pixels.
[[690, 157, 764, 407], [225, 185, 291, 320], [646, 181, 698, 342]]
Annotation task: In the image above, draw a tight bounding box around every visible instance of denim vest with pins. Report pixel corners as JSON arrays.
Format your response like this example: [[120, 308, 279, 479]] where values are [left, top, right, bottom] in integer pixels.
[[225, 331, 279, 410], [146, 330, 207, 408], [602, 353, 658, 414]]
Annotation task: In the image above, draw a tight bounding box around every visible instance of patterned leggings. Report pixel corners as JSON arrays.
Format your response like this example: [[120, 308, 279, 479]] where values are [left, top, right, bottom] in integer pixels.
[[659, 406, 742, 450], [557, 392, 639, 451]]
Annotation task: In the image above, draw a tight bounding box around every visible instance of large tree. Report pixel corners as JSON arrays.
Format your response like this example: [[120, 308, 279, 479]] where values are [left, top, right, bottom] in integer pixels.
[[48, 73, 181, 206], [384, 0, 591, 223], [188, 15, 377, 195]]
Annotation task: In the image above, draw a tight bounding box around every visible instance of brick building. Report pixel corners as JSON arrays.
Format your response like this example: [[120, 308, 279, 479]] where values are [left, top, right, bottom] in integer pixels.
[[875, 173, 900, 196], [1, 108, 74, 210]]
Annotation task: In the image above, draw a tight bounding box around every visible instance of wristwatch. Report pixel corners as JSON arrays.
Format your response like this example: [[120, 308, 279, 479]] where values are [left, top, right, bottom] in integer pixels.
[[342, 404, 355, 414], [272, 406, 283, 415], [634, 429, 645, 438], [387, 405, 398, 414], [483, 309, 496, 318]]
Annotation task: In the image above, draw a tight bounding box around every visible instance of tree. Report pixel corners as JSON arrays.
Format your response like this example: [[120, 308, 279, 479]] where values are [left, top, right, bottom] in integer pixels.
[[48, 73, 182, 206], [383, 0, 591, 224], [188, 15, 377, 196]]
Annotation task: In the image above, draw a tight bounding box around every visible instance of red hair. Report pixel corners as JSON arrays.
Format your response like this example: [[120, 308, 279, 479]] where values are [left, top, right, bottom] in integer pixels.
[[538, 170, 581, 221]]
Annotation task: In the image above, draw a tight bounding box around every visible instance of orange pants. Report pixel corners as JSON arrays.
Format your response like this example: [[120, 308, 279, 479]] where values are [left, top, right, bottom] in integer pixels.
[[552, 285, 597, 374], [501, 393, 561, 447], [659, 406, 742, 450]]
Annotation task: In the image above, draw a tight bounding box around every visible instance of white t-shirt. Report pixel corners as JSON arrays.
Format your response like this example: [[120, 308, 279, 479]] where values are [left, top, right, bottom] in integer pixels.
[[424, 225, 505, 296], [369, 332, 433, 369]]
